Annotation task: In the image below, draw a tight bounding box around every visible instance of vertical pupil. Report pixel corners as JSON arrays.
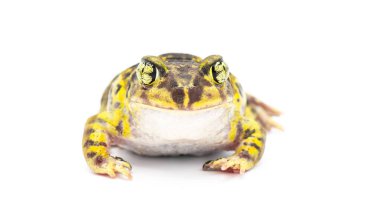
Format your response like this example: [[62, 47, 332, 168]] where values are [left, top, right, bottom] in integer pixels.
[[212, 65, 219, 82], [150, 66, 157, 82]]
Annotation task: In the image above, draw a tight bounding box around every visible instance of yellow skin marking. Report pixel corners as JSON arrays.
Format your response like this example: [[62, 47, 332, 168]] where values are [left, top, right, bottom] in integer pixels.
[[82, 53, 281, 179]]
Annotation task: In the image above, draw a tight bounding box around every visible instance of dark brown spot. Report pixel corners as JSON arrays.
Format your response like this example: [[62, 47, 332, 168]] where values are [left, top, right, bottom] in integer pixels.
[[132, 72, 138, 81], [114, 102, 120, 108], [85, 128, 95, 135], [84, 140, 94, 147], [193, 75, 211, 87], [247, 95, 258, 105], [171, 88, 185, 105], [97, 141, 107, 147], [123, 72, 131, 79], [192, 76, 200, 86], [188, 86, 203, 105], [139, 92, 149, 104], [84, 140, 107, 147], [249, 143, 261, 153], [125, 83, 131, 96], [116, 121, 123, 135], [95, 156, 105, 166], [243, 129, 256, 139], [239, 150, 253, 160], [115, 84, 122, 94], [122, 65, 137, 79], [158, 74, 178, 89], [86, 152, 96, 158], [218, 88, 226, 101], [168, 79, 178, 88]]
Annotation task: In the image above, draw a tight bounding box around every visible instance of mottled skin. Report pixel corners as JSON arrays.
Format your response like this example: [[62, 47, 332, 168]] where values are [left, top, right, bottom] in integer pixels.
[[83, 53, 281, 179]]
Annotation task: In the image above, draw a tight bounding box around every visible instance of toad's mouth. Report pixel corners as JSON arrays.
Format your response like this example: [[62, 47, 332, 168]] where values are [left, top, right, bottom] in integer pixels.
[[128, 100, 234, 112]]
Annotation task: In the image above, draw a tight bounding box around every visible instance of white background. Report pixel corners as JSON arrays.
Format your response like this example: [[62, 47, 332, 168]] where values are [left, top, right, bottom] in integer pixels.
[[1, 0, 379, 218]]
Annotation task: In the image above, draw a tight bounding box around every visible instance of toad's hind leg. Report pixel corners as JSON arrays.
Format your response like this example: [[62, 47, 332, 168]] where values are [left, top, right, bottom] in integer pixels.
[[247, 95, 282, 131], [82, 113, 132, 179]]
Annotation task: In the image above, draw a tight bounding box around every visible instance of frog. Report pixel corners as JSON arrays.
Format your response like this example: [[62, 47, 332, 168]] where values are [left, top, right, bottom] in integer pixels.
[[82, 53, 281, 179]]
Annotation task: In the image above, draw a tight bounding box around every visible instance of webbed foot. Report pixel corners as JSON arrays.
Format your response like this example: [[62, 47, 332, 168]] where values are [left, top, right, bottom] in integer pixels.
[[203, 155, 254, 174], [90, 155, 132, 179]]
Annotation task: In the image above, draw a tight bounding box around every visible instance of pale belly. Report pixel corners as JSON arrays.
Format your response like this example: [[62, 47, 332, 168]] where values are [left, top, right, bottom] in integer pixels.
[[117, 102, 236, 156]]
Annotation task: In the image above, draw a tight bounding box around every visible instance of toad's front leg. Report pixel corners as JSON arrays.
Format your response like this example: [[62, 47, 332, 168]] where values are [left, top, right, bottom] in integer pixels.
[[82, 112, 132, 179], [203, 117, 266, 174]]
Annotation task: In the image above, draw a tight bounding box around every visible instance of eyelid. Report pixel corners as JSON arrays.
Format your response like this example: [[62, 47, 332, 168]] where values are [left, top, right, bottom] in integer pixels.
[[199, 55, 223, 74]]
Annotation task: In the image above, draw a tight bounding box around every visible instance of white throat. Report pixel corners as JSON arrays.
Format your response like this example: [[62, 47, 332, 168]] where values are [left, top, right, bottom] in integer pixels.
[[119, 102, 235, 156]]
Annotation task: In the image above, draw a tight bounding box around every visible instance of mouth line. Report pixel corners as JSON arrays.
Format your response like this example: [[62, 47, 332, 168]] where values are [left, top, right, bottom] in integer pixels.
[[129, 101, 234, 112]]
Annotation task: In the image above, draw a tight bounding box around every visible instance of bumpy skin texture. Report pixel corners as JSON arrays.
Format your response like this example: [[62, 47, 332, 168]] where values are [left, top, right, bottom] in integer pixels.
[[82, 53, 281, 178]]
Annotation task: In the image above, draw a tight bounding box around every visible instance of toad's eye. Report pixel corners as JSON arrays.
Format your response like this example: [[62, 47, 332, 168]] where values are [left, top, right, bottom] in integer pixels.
[[209, 61, 229, 84], [136, 61, 160, 85]]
